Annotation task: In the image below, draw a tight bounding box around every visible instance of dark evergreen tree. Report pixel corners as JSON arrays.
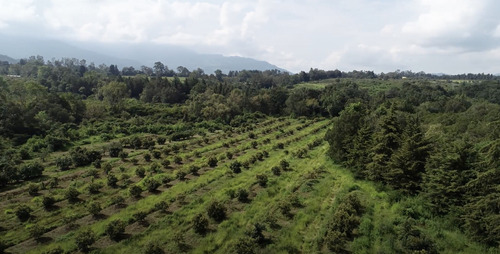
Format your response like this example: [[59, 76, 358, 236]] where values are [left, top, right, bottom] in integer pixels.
[[385, 117, 430, 194], [365, 104, 404, 183], [423, 139, 477, 214], [463, 140, 500, 246]]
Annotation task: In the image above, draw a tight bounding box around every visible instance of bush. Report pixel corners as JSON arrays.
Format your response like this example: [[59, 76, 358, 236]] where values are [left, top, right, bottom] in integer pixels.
[[131, 158, 138, 165], [189, 165, 200, 175], [87, 201, 102, 217], [102, 162, 112, 175], [176, 170, 187, 180], [144, 153, 152, 162], [251, 141, 258, 149], [87, 182, 101, 194], [233, 237, 257, 254], [230, 161, 242, 174], [271, 166, 281, 176], [19, 161, 44, 180], [75, 228, 96, 252], [133, 211, 147, 224], [107, 173, 118, 187], [92, 159, 101, 169], [279, 201, 291, 217], [108, 142, 123, 157], [161, 159, 170, 169], [111, 195, 125, 207], [28, 183, 39, 196], [119, 151, 128, 161], [174, 155, 182, 164], [144, 178, 160, 192], [157, 136, 166, 145], [136, 166, 146, 178], [256, 174, 268, 187], [207, 201, 226, 222], [15, 204, 32, 222], [65, 187, 80, 203], [149, 162, 160, 173], [56, 156, 72, 171], [42, 195, 56, 209], [154, 201, 169, 213], [28, 224, 45, 241], [130, 185, 143, 198], [152, 150, 161, 159], [144, 242, 164, 254], [105, 219, 126, 241], [192, 213, 209, 235], [42, 246, 64, 254], [237, 189, 249, 203], [279, 160, 289, 170], [207, 157, 218, 167], [226, 151, 233, 159]]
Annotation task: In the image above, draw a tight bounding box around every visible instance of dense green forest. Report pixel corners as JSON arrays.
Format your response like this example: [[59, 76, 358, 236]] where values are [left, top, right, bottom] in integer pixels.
[[1, 57, 500, 253]]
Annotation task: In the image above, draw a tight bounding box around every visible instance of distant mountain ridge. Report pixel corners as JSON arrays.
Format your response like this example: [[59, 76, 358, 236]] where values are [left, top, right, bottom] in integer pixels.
[[0, 35, 286, 74], [0, 54, 17, 64]]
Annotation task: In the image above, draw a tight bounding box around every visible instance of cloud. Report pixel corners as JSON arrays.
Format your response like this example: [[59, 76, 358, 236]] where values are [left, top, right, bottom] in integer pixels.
[[0, 0, 500, 73]]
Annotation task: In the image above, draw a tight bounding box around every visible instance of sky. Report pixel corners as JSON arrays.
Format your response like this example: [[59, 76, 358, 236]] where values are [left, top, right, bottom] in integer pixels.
[[1, 0, 500, 74]]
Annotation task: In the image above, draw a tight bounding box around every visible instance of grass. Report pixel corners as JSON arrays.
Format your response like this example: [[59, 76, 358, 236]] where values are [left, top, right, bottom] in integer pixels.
[[1, 116, 496, 254]]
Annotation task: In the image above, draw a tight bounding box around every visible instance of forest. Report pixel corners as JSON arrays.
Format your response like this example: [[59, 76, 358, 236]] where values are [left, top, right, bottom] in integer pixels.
[[0, 56, 500, 253]]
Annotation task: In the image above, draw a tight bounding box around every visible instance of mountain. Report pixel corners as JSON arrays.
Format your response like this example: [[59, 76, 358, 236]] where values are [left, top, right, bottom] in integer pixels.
[[0, 35, 285, 74], [0, 54, 17, 64]]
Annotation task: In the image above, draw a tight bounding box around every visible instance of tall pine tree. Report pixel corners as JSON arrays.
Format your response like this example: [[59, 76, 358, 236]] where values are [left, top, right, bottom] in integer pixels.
[[386, 116, 430, 195], [365, 104, 404, 183], [463, 140, 500, 246], [423, 139, 478, 214]]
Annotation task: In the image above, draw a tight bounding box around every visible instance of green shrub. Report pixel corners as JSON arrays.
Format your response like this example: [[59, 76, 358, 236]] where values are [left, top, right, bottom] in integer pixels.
[[56, 156, 72, 171], [154, 201, 169, 213], [230, 161, 242, 174], [192, 213, 209, 235], [189, 165, 200, 175], [144, 242, 164, 254], [28, 224, 45, 241], [129, 185, 143, 198], [207, 201, 226, 222], [144, 178, 160, 192], [107, 173, 118, 187], [144, 153, 152, 162], [271, 166, 281, 176], [75, 228, 96, 252], [161, 159, 170, 169], [65, 187, 80, 203], [207, 157, 218, 167], [87, 201, 102, 217], [15, 204, 32, 222], [105, 219, 126, 241], [256, 174, 268, 187], [119, 151, 128, 161], [233, 237, 257, 254], [87, 182, 101, 194], [136, 166, 146, 178], [19, 161, 44, 180], [237, 189, 249, 203], [174, 155, 182, 164], [27, 183, 39, 196], [133, 211, 147, 224], [108, 142, 123, 157], [42, 195, 56, 209], [152, 150, 161, 159]]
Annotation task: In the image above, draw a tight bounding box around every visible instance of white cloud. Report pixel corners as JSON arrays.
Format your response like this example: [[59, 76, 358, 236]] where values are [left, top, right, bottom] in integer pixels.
[[1, 0, 500, 73]]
